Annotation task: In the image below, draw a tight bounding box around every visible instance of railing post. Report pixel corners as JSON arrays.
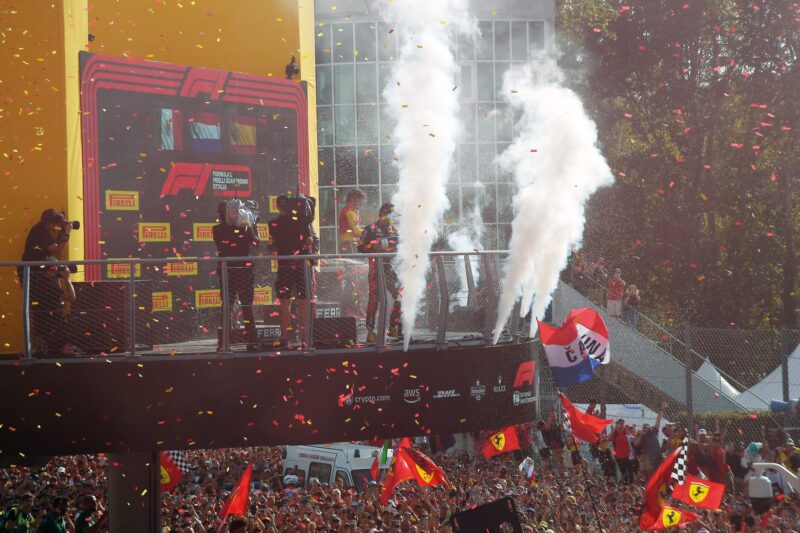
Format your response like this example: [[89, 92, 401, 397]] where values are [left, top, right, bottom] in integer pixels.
[[220, 260, 230, 353], [781, 326, 789, 402], [303, 260, 314, 350], [22, 265, 31, 358], [510, 300, 522, 342], [683, 324, 694, 433], [435, 256, 448, 348], [128, 262, 137, 356], [481, 254, 497, 343], [376, 257, 388, 352], [464, 255, 475, 307]]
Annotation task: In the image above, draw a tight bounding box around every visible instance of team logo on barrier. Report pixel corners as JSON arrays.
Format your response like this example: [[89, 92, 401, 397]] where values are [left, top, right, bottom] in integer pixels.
[[152, 292, 173, 312], [105, 190, 139, 211], [106, 261, 141, 279], [195, 289, 221, 309], [139, 223, 171, 242], [513, 361, 535, 388], [165, 260, 198, 277], [193, 223, 215, 242], [253, 286, 273, 306], [160, 162, 252, 198]]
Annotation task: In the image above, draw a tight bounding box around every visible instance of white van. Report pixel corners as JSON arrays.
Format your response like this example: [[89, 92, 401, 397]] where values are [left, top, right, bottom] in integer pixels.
[[283, 443, 394, 491]]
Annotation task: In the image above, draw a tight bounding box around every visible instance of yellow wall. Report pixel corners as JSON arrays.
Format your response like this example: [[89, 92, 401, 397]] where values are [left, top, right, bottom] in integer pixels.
[[0, 0, 317, 354]]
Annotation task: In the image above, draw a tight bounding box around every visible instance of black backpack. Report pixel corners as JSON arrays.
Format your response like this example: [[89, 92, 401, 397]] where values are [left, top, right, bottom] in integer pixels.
[[277, 194, 316, 226]]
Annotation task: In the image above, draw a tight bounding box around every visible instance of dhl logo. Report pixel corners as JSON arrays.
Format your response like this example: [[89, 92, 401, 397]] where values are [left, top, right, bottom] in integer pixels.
[[165, 260, 198, 277], [107, 261, 142, 279], [105, 190, 139, 211], [139, 223, 171, 242], [253, 286, 273, 306], [195, 289, 221, 309], [193, 223, 215, 242], [152, 292, 172, 312]]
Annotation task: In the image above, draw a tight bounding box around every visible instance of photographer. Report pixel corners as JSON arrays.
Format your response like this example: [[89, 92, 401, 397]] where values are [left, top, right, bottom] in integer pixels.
[[22, 209, 75, 265], [213, 201, 261, 351], [268, 195, 318, 348]]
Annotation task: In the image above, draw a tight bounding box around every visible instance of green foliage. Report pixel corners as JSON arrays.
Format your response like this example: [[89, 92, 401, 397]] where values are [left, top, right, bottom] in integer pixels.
[[558, 0, 800, 329]]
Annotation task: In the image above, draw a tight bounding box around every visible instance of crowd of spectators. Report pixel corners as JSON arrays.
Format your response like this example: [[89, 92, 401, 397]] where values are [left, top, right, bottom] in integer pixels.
[[3, 416, 800, 532], [570, 252, 641, 328]]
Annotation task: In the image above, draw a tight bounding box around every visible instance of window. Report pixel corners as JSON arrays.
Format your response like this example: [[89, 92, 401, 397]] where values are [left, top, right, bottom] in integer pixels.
[[495, 62, 510, 100], [317, 65, 333, 106], [380, 146, 398, 183], [319, 147, 334, 185], [316, 23, 331, 65], [458, 32, 475, 61], [476, 63, 494, 102], [334, 105, 355, 145], [529, 21, 545, 51], [308, 462, 333, 485], [358, 146, 379, 184], [356, 63, 378, 104], [477, 21, 493, 60], [320, 227, 337, 254], [335, 146, 356, 185], [459, 64, 474, 102], [378, 22, 397, 61], [357, 104, 378, 144], [355, 23, 377, 62], [476, 103, 495, 143], [511, 21, 528, 61], [334, 64, 355, 105], [317, 107, 334, 147], [459, 144, 477, 183], [319, 186, 337, 226], [335, 469, 352, 487], [332, 23, 354, 62], [478, 143, 497, 183], [494, 21, 510, 60], [496, 103, 512, 143]]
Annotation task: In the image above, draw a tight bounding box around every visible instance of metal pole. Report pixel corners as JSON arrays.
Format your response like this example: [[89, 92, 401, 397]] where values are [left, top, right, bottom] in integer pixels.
[[683, 324, 694, 433], [510, 300, 522, 342], [534, 340, 541, 420], [464, 255, 475, 307], [128, 262, 137, 356], [481, 255, 497, 343], [303, 260, 314, 349], [781, 326, 790, 402], [220, 260, 230, 353], [22, 265, 31, 358], [376, 257, 388, 352], [435, 256, 448, 348]]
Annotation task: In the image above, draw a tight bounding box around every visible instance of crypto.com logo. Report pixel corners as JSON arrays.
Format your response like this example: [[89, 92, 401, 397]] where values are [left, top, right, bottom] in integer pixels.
[[160, 162, 252, 198], [512, 361, 535, 388]]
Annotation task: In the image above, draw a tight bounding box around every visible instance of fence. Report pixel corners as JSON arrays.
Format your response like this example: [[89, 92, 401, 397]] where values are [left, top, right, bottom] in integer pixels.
[[1, 251, 522, 358], [551, 268, 800, 444]]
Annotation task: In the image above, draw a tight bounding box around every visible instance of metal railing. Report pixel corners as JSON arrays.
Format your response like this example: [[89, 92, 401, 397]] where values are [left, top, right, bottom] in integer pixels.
[[1, 251, 523, 358]]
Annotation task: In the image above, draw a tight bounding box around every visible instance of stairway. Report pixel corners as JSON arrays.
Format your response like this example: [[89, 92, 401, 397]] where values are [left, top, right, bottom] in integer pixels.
[[551, 281, 752, 413]]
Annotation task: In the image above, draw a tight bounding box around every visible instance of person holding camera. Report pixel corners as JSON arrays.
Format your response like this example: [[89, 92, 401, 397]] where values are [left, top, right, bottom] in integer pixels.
[[213, 202, 261, 351], [268, 195, 318, 347], [357, 203, 402, 343]]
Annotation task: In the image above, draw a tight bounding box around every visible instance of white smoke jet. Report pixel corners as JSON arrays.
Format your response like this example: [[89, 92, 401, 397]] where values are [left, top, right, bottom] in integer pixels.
[[448, 181, 484, 309], [492, 55, 613, 343], [379, 0, 476, 349]]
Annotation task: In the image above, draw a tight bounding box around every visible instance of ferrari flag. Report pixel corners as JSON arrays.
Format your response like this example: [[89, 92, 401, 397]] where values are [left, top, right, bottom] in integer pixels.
[[640, 447, 682, 530], [647, 506, 700, 531], [381, 446, 447, 504], [481, 426, 521, 459], [559, 393, 613, 443], [672, 475, 725, 510]]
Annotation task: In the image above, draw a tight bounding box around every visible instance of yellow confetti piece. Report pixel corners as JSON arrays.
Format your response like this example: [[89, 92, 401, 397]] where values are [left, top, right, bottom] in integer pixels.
[[141, 489, 148, 496]]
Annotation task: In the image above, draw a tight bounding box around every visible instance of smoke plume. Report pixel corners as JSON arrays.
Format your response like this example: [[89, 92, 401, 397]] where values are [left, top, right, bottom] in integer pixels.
[[492, 55, 613, 343], [379, 0, 475, 349], [447, 181, 484, 308]]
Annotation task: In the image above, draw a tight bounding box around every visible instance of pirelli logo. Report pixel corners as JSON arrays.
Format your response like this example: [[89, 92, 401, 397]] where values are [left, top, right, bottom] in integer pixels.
[[138, 223, 171, 242], [269, 195, 280, 214], [152, 292, 173, 312], [107, 261, 141, 279], [193, 223, 214, 242], [195, 289, 221, 309], [106, 190, 139, 211], [253, 286, 273, 306], [258, 225, 269, 241], [165, 260, 198, 277]]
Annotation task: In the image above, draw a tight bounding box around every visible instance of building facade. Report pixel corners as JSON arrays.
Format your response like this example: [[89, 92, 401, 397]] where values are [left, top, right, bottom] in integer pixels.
[[314, 0, 555, 253]]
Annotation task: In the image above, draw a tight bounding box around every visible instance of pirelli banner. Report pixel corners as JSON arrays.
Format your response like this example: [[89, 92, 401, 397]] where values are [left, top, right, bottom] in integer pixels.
[[79, 52, 309, 342], [0, 342, 536, 458]]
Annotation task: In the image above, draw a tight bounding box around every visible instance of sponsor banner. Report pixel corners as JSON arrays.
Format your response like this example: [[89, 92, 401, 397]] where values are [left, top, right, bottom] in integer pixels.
[[269, 195, 280, 214], [105, 190, 139, 211], [257, 225, 270, 241], [138, 223, 171, 242], [432, 389, 461, 400], [165, 259, 198, 277], [253, 286, 274, 306], [152, 291, 173, 312], [107, 261, 142, 279], [195, 289, 221, 309], [193, 223, 215, 242], [470, 380, 487, 401], [403, 387, 421, 404]]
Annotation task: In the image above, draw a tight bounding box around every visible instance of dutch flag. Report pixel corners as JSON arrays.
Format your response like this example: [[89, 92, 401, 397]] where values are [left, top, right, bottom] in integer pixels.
[[538, 309, 609, 388]]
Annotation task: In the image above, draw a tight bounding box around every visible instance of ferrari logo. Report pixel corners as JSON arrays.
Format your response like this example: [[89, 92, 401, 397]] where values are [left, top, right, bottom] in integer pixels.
[[657, 482, 668, 506], [492, 432, 506, 451], [662, 507, 682, 527], [689, 481, 709, 503], [160, 466, 170, 485], [415, 464, 434, 483]]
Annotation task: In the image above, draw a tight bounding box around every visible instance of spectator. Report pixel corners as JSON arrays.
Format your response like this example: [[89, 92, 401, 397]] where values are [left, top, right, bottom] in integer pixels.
[[3, 491, 35, 532], [622, 284, 641, 328], [74, 495, 106, 533], [358, 203, 402, 343], [338, 188, 366, 253], [634, 402, 665, 479], [606, 267, 626, 319], [268, 196, 319, 347], [213, 201, 261, 351], [31, 262, 77, 356], [586, 257, 608, 306], [37, 496, 72, 533], [611, 419, 634, 484]]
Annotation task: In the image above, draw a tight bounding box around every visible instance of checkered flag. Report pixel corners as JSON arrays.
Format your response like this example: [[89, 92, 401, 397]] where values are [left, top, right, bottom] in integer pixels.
[[167, 450, 191, 474], [666, 437, 688, 498], [559, 393, 572, 436]]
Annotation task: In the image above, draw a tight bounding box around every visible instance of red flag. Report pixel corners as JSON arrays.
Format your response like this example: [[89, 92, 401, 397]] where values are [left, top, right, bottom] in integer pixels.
[[398, 437, 413, 448], [380, 446, 447, 504], [644, 505, 700, 530], [370, 455, 380, 480], [481, 426, 521, 459], [560, 393, 613, 443], [217, 463, 252, 531], [640, 447, 682, 530], [672, 475, 725, 510], [159, 451, 185, 493]]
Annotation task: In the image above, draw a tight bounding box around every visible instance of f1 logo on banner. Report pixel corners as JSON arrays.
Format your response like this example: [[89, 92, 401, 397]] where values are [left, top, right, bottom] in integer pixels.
[[160, 162, 252, 198]]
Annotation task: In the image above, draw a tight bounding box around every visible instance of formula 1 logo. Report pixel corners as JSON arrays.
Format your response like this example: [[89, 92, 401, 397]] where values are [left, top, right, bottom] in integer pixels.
[[512, 361, 535, 388], [160, 162, 253, 198]]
